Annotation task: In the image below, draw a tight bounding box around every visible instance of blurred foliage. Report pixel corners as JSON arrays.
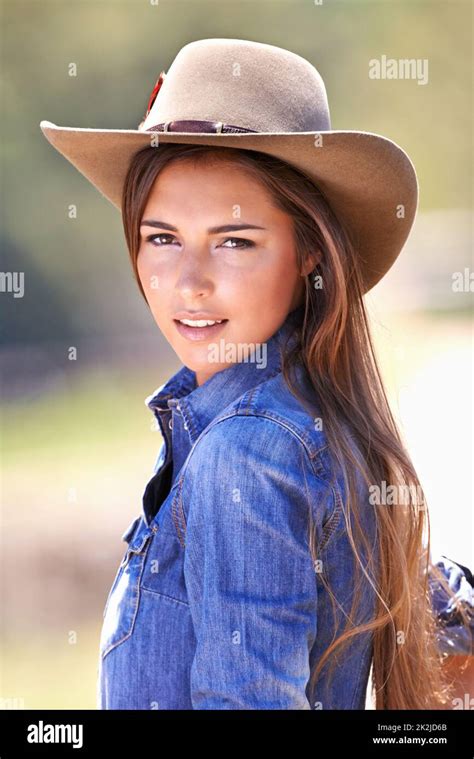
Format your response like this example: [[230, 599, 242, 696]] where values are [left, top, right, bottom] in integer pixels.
[[1, 0, 472, 346], [2, 630, 100, 709]]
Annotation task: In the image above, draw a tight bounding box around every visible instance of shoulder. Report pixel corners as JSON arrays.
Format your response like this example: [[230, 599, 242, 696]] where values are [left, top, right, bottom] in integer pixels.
[[184, 385, 333, 486], [179, 364, 344, 495], [243, 367, 328, 457], [176, 394, 342, 548], [178, 365, 375, 544], [196, 362, 331, 457]]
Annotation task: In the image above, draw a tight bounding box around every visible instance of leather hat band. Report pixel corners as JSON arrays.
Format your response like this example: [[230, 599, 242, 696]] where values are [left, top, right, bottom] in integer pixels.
[[146, 119, 258, 134]]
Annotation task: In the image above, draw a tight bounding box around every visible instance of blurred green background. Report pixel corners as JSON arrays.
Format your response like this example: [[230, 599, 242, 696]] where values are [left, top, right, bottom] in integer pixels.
[[1, 0, 472, 708]]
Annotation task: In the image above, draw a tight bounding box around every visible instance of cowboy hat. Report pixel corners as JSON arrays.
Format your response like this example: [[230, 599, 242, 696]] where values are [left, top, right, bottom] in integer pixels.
[[39, 37, 418, 293]]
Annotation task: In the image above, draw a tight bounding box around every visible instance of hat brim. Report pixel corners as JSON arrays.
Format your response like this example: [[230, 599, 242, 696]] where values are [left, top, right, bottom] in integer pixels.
[[39, 121, 418, 293]]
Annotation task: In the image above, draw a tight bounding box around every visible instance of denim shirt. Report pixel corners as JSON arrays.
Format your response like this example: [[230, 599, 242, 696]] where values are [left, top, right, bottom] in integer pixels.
[[96, 306, 382, 710]]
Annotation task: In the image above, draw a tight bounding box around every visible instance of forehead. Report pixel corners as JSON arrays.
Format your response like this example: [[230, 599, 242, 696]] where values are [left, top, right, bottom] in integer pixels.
[[142, 158, 280, 219]]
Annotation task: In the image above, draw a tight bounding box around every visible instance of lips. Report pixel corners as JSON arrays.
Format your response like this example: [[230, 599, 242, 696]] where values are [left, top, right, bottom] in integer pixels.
[[173, 312, 228, 322], [173, 318, 228, 342]]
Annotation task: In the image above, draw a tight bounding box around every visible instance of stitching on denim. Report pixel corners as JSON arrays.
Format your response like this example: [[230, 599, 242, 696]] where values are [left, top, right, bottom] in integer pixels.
[[171, 477, 186, 548], [180, 404, 198, 441], [235, 409, 326, 464], [243, 387, 256, 416], [177, 476, 187, 545], [141, 585, 190, 608], [238, 366, 285, 416], [102, 521, 146, 618], [318, 484, 343, 553], [237, 369, 327, 460], [238, 407, 326, 462], [101, 534, 152, 660]]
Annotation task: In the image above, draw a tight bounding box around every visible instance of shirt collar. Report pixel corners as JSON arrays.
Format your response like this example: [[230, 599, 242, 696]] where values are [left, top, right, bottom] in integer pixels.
[[144, 304, 304, 443]]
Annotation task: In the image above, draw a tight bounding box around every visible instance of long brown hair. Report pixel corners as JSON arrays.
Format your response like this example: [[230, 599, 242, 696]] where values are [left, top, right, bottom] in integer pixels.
[[121, 142, 470, 709]]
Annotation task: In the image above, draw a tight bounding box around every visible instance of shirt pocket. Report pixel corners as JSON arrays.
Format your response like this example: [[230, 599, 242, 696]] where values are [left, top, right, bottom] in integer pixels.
[[100, 515, 155, 659], [140, 494, 189, 606]]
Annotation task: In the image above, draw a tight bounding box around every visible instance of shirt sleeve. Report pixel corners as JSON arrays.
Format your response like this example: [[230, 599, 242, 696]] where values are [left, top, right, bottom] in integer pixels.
[[181, 414, 333, 709]]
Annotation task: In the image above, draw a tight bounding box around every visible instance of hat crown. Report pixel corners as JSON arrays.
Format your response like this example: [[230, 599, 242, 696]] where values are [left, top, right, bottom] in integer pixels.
[[141, 38, 331, 133]]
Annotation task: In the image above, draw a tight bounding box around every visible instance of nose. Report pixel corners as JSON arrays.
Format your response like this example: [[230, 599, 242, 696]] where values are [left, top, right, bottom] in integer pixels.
[[175, 252, 214, 300]]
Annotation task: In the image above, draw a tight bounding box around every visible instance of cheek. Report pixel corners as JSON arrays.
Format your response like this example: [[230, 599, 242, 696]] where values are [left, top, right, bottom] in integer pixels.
[[136, 249, 168, 296], [261, 250, 298, 292], [136, 247, 150, 281]]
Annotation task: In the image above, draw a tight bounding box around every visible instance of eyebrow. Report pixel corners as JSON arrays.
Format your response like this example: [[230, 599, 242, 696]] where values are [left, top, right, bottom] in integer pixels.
[[140, 220, 267, 234]]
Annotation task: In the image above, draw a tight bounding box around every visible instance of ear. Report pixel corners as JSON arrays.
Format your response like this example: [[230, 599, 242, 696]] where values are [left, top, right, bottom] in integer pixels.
[[301, 251, 321, 277]]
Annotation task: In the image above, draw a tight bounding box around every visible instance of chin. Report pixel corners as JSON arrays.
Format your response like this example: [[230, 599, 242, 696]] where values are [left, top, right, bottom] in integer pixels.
[[171, 345, 212, 369], [182, 352, 232, 380]]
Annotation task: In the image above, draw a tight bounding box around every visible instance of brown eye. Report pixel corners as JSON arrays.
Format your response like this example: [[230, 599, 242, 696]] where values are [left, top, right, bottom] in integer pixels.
[[220, 237, 255, 249], [146, 233, 176, 246]]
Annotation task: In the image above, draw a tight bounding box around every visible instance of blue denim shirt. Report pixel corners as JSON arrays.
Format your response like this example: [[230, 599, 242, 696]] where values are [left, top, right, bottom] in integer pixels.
[[95, 307, 384, 709]]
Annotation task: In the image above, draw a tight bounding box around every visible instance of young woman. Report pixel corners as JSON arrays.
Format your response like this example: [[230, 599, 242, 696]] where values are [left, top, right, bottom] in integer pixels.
[[40, 38, 472, 710]]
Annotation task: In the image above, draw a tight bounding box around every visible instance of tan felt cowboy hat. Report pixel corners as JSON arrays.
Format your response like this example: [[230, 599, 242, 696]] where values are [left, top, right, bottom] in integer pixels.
[[40, 37, 418, 293]]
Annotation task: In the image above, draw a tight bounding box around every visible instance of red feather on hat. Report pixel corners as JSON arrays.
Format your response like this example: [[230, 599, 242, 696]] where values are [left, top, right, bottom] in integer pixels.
[[138, 71, 166, 129], [145, 71, 166, 117]]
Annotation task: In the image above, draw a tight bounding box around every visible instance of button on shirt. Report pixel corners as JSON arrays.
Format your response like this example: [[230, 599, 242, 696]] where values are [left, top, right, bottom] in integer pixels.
[[144, 368, 197, 501]]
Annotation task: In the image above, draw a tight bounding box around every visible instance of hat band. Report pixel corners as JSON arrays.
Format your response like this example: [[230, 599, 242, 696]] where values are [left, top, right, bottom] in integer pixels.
[[146, 119, 258, 134]]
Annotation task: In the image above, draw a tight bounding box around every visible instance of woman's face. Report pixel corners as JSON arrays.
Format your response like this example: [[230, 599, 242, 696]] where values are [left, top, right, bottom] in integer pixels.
[[137, 158, 313, 386]]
